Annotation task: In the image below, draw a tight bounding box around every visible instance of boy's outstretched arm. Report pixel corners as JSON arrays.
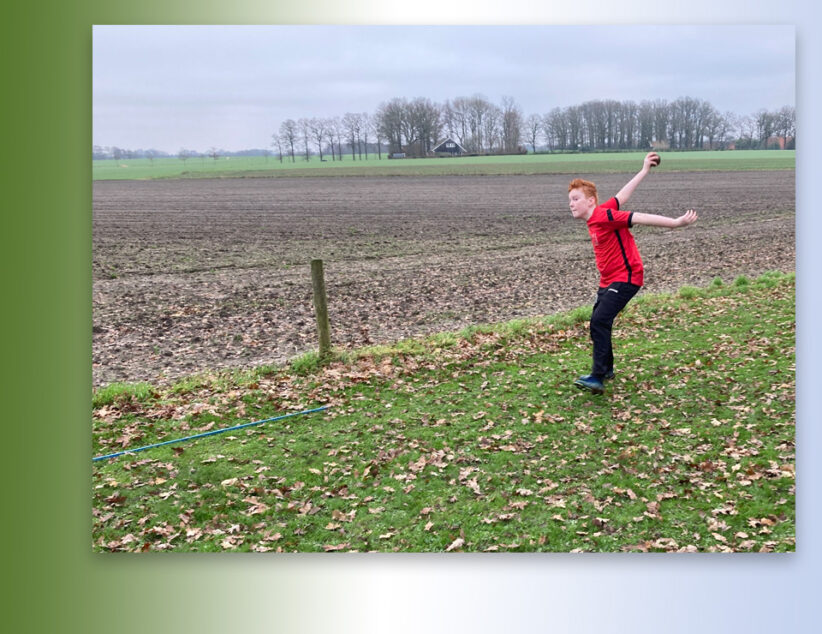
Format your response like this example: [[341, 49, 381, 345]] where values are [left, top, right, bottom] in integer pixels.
[[615, 152, 659, 206], [631, 209, 699, 228]]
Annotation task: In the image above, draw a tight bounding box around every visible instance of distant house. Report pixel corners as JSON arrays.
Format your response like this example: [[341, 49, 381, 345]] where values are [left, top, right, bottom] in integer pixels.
[[432, 138, 467, 156], [766, 136, 794, 150]]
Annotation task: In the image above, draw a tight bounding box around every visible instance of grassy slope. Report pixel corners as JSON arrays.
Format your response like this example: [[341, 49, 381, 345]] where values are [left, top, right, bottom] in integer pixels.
[[92, 150, 796, 180], [92, 272, 795, 552]]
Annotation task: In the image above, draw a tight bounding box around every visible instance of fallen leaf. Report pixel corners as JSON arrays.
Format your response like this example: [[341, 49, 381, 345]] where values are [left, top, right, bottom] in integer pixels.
[[323, 543, 350, 552], [332, 509, 356, 523], [446, 537, 465, 552], [465, 478, 482, 495]]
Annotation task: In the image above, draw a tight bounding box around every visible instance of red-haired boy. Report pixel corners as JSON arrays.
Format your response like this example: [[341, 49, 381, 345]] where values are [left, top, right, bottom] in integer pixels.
[[568, 152, 698, 394]]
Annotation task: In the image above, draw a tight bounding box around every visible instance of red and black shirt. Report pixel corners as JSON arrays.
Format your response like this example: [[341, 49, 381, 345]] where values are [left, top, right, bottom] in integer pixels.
[[586, 197, 644, 288]]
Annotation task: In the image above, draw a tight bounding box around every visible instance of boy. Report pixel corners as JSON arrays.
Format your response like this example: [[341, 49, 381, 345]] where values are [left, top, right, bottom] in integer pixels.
[[568, 152, 698, 395]]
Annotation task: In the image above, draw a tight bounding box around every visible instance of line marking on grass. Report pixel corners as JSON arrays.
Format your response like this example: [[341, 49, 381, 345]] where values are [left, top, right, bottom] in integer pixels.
[[92, 406, 330, 463]]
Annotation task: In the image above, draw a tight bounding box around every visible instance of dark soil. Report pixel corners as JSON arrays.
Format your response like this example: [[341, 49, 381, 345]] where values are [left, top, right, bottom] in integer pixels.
[[92, 171, 795, 387]]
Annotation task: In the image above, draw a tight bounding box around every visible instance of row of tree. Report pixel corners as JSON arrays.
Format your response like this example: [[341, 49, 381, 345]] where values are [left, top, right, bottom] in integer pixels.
[[93, 96, 796, 161], [537, 98, 795, 152], [271, 96, 795, 161], [272, 95, 530, 162]]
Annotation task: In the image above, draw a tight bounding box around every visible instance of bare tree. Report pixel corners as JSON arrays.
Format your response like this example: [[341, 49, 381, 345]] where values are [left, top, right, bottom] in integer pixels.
[[669, 96, 705, 149], [543, 108, 566, 151], [323, 118, 336, 161], [718, 111, 738, 148], [297, 118, 311, 161], [354, 113, 365, 159], [580, 101, 604, 149], [309, 118, 327, 161], [483, 104, 502, 154], [738, 114, 756, 149], [524, 113, 541, 153], [566, 106, 583, 150], [208, 147, 220, 162], [618, 101, 638, 149], [501, 96, 524, 153], [776, 105, 796, 148], [754, 109, 777, 148], [637, 101, 655, 149], [328, 117, 343, 160], [698, 103, 723, 149], [466, 94, 494, 153], [407, 97, 442, 156], [279, 120, 298, 162], [271, 134, 284, 163], [342, 112, 360, 160], [360, 113, 371, 159], [652, 100, 670, 148], [365, 114, 382, 159], [398, 104, 419, 156], [445, 98, 470, 149], [602, 99, 619, 148], [375, 98, 407, 155], [178, 148, 191, 164]]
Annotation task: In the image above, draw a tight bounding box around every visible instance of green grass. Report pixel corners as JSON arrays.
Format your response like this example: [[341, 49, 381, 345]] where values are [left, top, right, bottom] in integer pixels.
[[92, 150, 796, 181], [92, 382, 157, 408], [92, 272, 795, 552]]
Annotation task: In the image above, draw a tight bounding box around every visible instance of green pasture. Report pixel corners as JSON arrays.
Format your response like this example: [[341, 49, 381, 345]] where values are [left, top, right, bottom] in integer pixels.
[[92, 272, 795, 552], [92, 150, 796, 181]]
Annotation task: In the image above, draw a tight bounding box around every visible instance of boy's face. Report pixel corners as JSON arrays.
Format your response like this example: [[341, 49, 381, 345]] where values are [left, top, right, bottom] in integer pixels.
[[568, 188, 596, 220]]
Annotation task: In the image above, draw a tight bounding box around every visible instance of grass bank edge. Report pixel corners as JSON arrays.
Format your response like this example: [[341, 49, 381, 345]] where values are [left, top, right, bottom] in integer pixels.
[[92, 270, 795, 410]]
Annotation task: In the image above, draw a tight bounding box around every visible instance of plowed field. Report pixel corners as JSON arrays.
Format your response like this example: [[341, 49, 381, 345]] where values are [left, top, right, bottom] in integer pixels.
[[93, 171, 794, 386]]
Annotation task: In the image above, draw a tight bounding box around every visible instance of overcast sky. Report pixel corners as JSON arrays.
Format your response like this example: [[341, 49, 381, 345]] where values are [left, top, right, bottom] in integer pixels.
[[92, 25, 795, 153]]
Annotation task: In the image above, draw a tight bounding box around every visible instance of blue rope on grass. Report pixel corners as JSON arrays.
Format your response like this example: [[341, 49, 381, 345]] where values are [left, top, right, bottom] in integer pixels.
[[92, 405, 330, 463]]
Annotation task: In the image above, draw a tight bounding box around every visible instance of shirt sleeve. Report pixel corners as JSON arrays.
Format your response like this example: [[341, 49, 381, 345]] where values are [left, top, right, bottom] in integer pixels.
[[599, 198, 633, 228], [602, 196, 620, 211]]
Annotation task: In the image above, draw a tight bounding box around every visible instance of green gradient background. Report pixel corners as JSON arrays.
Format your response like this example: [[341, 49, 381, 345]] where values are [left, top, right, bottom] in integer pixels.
[[8, 4, 352, 633], [5, 2, 817, 633]]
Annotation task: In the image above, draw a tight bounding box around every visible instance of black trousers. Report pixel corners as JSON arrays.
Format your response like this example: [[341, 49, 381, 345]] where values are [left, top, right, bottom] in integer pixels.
[[589, 282, 641, 378]]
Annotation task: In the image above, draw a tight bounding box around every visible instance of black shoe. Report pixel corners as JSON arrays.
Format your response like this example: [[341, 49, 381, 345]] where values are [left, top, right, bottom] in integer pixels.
[[603, 370, 615, 381], [574, 374, 605, 395]]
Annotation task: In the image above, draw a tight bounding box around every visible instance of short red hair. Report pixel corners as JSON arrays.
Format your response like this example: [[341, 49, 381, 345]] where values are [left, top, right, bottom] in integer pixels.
[[568, 178, 598, 205]]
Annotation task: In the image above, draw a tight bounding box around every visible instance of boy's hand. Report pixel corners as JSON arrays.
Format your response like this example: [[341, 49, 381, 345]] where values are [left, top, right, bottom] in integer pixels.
[[643, 152, 661, 171], [675, 209, 699, 227], [616, 152, 661, 206]]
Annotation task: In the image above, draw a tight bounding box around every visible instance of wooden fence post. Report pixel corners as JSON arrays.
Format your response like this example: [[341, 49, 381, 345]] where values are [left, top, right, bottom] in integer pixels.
[[311, 259, 331, 358]]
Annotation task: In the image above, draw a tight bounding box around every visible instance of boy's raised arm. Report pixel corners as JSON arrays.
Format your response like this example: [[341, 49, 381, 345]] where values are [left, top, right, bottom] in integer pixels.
[[615, 152, 659, 206]]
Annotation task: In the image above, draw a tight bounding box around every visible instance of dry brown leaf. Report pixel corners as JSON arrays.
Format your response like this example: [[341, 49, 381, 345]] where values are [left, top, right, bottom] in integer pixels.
[[323, 543, 350, 552], [446, 537, 465, 552]]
